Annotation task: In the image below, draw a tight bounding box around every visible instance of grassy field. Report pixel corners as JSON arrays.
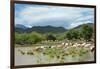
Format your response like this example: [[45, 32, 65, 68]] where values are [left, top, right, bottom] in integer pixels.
[[15, 41, 94, 65]]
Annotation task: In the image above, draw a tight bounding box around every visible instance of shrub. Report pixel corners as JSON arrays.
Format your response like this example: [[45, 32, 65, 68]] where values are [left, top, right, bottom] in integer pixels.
[[15, 32, 44, 45], [28, 32, 44, 44], [15, 33, 29, 45]]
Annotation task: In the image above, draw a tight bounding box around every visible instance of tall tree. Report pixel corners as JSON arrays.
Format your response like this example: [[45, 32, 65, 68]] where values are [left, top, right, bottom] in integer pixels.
[[81, 24, 93, 41]]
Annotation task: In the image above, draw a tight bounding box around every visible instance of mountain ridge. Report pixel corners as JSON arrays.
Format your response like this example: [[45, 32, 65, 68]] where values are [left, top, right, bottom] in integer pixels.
[[15, 23, 93, 33]]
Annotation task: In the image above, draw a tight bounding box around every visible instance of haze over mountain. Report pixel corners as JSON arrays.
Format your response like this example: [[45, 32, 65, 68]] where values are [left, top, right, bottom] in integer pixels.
[[15, 24, 28, 29]]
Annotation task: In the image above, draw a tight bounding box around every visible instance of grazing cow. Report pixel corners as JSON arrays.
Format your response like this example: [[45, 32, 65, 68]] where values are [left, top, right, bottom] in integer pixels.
[[77, 44, 81, 47], [57, 42, 69, 48], [65, 43, 68, 46], [74, 43, 81, 47], [40, 46, 45, 49], [84, 44, 91, 48], [69, 42, 73, 46], [90, 46, 95, 52], [61, 42, 65, 45], [81, 43, 86, 47], [57, 42, 65, 48], [72, 44, 77, 47], [51, 46, 55, 48]]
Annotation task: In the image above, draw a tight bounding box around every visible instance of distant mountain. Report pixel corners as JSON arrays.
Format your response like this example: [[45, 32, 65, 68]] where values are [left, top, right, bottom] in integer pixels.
[[15, 23, 94, 33], [15, 24, 28, 29], [15, 25, 67, 33], [15, 24, 29, 33], [26, 26, 67, 33]]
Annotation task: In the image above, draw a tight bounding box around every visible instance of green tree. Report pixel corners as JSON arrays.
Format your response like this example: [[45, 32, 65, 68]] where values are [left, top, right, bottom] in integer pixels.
[[66, 29, 80, 40], [15, 32, 44, 45], [81, 24, 93, 41], [46, 34, 56, 41], [15, 33, 29, 45], [28, 32, 44, 44]]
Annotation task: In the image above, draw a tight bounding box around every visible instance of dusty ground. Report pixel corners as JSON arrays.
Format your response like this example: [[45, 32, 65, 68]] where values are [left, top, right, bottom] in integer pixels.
[[15, 42, 95, 66]]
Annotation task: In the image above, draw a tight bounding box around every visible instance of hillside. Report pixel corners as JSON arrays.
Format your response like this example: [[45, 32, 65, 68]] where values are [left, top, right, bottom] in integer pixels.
[[73, 23, 93, 29]]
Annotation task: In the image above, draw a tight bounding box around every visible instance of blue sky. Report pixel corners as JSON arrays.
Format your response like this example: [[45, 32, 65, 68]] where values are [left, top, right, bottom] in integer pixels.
[[15, 3, 94, 29]]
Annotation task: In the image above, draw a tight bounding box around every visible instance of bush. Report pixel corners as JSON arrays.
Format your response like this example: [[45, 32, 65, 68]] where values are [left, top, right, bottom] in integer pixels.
[[66, 29, 80, 40], [15, 32, 44, 45], [28, 32, 44, 44], [57, 33, 66, 41], [15, 33, 29, 45]]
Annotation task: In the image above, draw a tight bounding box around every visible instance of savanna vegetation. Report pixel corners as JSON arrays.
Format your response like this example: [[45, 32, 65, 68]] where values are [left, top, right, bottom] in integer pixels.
[[15, 24, 94, 45], [15, 23, 95, 65]]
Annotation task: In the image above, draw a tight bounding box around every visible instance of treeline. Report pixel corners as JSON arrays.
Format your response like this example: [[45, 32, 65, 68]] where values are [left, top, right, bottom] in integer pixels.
[[66, 24, 93, 41], [15, 32, 44, 45], [15, 24, 93, 45]]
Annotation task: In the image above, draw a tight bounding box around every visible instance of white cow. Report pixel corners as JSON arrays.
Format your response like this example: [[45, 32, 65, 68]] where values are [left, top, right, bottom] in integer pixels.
[[84, 44, 91, 48]]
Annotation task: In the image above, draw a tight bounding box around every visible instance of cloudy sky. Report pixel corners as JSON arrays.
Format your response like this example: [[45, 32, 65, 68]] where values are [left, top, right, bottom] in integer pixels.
[[15, 3, 94, 29]]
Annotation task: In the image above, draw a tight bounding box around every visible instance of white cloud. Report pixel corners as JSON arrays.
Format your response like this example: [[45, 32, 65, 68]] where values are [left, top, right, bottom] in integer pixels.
[[15, 4, 94, 29]]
